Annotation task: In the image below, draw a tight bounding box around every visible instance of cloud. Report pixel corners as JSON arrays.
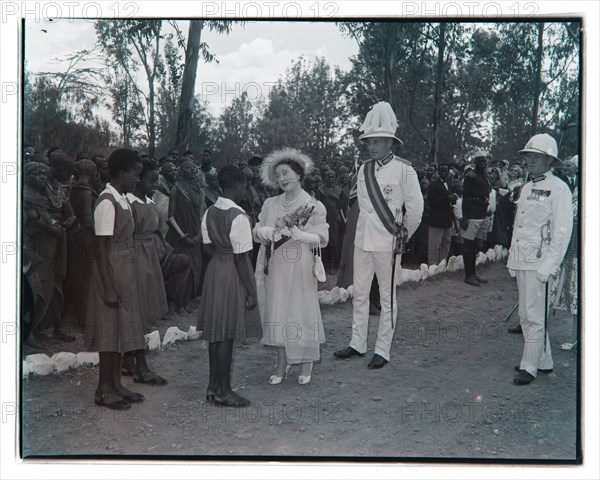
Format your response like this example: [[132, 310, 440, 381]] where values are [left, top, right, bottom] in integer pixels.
[[25, 20, 98, 73], [195, 37, 309, 115], [24, 20, 359, 120]]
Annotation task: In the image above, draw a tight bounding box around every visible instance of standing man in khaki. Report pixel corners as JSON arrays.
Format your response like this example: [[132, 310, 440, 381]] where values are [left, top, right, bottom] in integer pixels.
[[334, 102, 423, 369], [508, 134, 573, 385]]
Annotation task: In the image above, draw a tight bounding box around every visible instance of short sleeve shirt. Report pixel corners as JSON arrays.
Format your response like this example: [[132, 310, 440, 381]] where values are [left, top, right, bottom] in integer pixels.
[[201, 197, 253, 254], [94, 183, 132, 236]]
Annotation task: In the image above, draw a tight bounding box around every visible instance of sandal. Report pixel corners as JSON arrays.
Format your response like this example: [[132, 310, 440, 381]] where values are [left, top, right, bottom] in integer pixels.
[[115, 387, 145, 403], [560, 341, 577, 351], [95, 390, 132, 410], [133, 369, 168, 386]]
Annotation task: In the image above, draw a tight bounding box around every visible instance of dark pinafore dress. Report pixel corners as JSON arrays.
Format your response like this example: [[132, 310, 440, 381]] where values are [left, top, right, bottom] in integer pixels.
[[197, 207, 249, 343], [130, 198, 169, 329], [85, 192, 145, 353]]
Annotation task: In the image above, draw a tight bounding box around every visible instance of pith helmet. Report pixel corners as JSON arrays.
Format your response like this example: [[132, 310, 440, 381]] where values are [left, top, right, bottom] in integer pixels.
[[358, 101, 403, 144], [519, 134, 563, 167]]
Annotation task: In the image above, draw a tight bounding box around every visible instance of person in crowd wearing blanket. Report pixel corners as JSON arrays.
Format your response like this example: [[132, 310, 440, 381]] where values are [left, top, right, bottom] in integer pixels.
[[508, 134, 573, 386], [85, 149, 145, 410], [122, 159, 169, 386], [197, 166, 257, 407], [334, 101, 423, 369]]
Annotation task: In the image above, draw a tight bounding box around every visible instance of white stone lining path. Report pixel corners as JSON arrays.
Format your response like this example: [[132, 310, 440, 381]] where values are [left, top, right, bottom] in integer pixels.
[[23, 246, 509, 377]]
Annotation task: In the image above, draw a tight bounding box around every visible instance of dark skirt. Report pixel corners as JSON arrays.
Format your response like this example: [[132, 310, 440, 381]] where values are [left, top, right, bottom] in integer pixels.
[[85, 243, 146, 353], [197, 253, 246, 343]]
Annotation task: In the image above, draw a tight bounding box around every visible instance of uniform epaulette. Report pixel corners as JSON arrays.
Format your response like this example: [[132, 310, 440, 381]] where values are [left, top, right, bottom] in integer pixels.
[[393, 156, 412, 166]]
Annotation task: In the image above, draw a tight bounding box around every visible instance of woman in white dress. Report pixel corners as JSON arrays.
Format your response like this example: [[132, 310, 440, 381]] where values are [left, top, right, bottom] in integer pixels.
[[254, 148, 329, 385]]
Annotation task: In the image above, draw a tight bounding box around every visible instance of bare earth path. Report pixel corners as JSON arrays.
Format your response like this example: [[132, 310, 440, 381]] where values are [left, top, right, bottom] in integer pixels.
[[21, 262, 579, 461]]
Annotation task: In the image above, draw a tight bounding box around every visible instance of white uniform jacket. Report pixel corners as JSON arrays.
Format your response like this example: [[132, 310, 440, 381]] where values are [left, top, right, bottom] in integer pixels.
[[507, 171, 573, 276], [355, 155, 424, 252]]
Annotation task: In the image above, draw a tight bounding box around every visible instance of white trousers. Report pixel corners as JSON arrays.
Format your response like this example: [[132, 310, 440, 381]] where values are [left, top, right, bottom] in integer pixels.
[[350, 247, 398, 361], [516, 270, 553, 377]]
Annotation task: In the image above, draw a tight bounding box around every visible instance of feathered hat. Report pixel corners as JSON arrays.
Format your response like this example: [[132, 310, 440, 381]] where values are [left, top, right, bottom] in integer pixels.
[[358, 101, 403, 144], [260, 147, 314, 188]]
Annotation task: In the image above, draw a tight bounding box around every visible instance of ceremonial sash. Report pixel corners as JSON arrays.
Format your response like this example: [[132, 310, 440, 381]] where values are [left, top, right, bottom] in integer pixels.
[[363, 159, 397, 235]]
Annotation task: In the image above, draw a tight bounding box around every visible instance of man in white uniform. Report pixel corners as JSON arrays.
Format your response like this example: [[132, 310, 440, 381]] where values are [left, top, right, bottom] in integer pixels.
[[508, 134, 573, 385], [334, 102, 423, 369]]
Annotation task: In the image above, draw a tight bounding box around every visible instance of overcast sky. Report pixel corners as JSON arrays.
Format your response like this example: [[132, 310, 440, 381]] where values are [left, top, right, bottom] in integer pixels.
[[25, 19, 359, 117]]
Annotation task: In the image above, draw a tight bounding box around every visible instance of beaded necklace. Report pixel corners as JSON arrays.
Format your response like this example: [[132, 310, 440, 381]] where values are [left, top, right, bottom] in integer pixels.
[[45, 180, 68, 210], [281, 190, 302, 210]]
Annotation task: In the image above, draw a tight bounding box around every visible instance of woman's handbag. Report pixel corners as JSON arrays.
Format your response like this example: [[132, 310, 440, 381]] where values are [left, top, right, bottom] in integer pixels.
[[312, 244, 327, 282]]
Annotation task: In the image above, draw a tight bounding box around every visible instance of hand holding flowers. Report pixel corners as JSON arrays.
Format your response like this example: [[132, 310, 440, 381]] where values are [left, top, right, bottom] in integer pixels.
[[263, 202, 317, 274]]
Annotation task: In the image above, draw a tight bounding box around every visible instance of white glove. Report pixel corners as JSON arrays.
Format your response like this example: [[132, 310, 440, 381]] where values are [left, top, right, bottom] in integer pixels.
[[536, 271, 551, 283], [257, 226, 275, 242], [290, 226, 320, 244]]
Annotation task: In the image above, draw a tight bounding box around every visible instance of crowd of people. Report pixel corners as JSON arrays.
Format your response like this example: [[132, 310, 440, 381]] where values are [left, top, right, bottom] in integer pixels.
[[21, 101, 579, 409]]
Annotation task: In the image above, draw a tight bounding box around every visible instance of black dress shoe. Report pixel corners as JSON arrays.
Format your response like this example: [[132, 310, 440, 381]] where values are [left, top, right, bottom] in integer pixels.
[[508, 324, 523, 334], [367, 354, 388, 369], [214, 392, 250, 408], [333, 346, 365, 359], [513, 370, 535, 385], [514, 365, 553, 373], [133, 368, 168, 386], [464, 276, 481, 287], [475, 274, 488, 284]]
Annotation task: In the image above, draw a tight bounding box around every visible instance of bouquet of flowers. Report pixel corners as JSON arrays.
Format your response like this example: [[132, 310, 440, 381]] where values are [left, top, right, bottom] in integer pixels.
[[274, 203, 315, 235], [264, 202, 316, 274]]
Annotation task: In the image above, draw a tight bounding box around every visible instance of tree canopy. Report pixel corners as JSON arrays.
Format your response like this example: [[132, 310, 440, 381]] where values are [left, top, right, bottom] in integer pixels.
[[24, 20, 580, 165]]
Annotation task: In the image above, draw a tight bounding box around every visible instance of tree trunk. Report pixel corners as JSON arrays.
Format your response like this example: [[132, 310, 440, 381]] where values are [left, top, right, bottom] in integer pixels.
[[176, 20, 203, 152], [384, 23, 395, 107], [531, 22, 544, 136], [147, 32, 161, 157], [123, 77, 129, 148], [430, 22, 446, 164], [148, 79, 156, 156]]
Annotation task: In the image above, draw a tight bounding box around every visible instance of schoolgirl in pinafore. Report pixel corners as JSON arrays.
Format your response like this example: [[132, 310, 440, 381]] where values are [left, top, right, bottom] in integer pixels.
[[128, 194, 169, 328], [85, 189, 145, 353], [197, 203, 252, 343]]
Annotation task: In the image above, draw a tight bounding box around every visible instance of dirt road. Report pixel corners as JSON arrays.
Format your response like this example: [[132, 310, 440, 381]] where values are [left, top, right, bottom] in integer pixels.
[[21, 262, 579, 460]]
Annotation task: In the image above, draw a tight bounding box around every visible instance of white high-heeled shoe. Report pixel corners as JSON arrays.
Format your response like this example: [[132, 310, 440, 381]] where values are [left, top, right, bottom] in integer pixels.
[[269, 365, 291, 385], [560, 341, 577, 351], [298, 362, 313, 385]]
